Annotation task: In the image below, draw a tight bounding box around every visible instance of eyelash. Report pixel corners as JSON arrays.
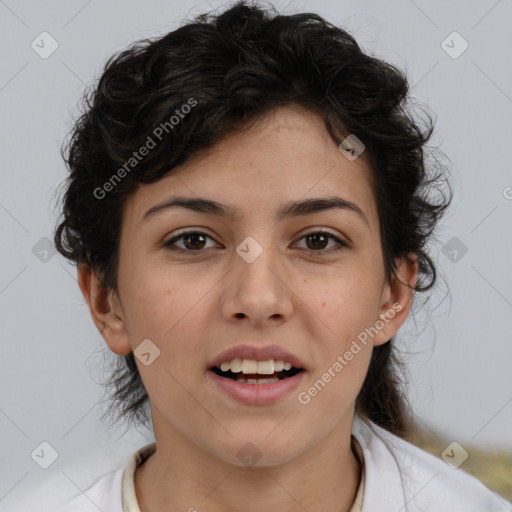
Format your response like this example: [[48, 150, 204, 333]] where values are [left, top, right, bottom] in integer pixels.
[[162, 230, 349, 255]]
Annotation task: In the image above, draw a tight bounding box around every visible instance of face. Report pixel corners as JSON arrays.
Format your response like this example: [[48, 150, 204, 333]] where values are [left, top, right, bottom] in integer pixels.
[[80, 105, 416, 467]]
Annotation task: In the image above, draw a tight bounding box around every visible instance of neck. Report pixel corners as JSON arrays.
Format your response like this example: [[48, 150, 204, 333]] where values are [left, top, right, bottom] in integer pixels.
[[134, 412, 361, 512]]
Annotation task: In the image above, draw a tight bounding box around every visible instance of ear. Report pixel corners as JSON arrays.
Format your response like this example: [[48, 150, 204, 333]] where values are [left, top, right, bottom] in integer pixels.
[[77, 263, 132, 355], [373, 253, 418, 347]]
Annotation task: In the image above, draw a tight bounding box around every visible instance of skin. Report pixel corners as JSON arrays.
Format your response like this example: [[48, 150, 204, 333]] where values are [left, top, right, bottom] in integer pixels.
[[78, 105, 417, 512]]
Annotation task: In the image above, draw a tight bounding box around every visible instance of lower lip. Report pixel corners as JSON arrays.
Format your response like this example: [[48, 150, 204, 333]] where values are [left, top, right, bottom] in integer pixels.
[[207, 370, 305, 405]]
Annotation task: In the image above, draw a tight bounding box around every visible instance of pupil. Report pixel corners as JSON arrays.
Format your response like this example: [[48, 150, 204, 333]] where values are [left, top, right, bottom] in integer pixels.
[[307, 233, 327, 250], [184, 233, 205, 250]]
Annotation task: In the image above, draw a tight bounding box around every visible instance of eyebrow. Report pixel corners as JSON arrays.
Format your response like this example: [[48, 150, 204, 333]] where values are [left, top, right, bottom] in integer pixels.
[[140, 195, 369, 227]]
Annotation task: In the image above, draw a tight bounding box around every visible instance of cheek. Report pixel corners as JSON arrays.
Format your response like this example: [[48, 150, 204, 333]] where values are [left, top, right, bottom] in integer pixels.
[[307, 272, 382, 339], [296, 338, 373, 427], [120, 266, 218, 386], [120, 259, 208, 341], [303, 274, 382, 398]]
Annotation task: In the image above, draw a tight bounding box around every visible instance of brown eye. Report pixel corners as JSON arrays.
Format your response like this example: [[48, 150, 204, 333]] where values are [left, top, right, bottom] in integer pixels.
[[305, 233, 329, 250], [163, 231, 218, 252], [295, 231, 348, 253], [182, 233, 207, 250]]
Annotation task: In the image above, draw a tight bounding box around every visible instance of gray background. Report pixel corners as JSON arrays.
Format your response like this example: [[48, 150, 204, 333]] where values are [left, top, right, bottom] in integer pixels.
[[1, 0, 511, 510]]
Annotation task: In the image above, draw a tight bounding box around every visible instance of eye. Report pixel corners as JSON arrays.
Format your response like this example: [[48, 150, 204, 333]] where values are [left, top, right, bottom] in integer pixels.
[[162, 229, 349, 254], [294, 230, 349, 253], [163, 231, 220, 252]]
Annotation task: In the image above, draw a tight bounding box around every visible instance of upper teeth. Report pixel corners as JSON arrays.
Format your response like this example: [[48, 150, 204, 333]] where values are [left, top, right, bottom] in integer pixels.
[[219, 359, 293, 374]]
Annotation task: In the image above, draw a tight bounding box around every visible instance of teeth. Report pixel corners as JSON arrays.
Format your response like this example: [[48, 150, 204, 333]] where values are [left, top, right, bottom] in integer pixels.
[[241, 359, 258, 374], [230, 358, 242, 373], [217, 358, 295, 374], [257, 360, 274, 374]]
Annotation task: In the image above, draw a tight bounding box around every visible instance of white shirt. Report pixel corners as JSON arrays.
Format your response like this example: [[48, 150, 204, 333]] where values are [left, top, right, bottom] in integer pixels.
[[51, 414, 510, 512]]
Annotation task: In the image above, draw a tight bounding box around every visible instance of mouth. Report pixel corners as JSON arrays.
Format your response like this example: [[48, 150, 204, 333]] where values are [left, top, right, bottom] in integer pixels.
[[206, 345, 307, 404], [207, 358, 306, 405], [210, 360, 305, 384]]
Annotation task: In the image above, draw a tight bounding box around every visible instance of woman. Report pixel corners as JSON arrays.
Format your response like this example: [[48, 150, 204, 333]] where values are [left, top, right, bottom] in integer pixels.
[[51, 1, 510, 510]]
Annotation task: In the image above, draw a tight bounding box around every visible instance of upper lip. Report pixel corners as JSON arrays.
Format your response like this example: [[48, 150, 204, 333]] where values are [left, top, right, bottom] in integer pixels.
[[208, 344, 306, 370]]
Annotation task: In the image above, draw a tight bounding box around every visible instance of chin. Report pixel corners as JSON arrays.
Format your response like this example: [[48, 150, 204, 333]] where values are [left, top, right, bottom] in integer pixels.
[[213, 433, 304, 469]]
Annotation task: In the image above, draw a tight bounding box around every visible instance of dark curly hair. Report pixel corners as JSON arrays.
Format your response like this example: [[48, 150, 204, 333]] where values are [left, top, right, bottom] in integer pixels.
[[53, 0, 452, 438]]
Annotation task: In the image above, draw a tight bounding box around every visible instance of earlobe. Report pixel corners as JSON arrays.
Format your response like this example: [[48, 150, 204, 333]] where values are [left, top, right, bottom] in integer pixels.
[[373, 253, 418, 347], [77, 263, 132, 355]]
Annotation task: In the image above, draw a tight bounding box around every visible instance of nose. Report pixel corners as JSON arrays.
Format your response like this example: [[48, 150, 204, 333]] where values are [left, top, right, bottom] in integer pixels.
[[220, 239, 294, 327]]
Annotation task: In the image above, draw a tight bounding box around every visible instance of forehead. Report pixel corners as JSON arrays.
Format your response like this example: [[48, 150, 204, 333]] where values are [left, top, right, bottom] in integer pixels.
[[123, 105, 377, 230]]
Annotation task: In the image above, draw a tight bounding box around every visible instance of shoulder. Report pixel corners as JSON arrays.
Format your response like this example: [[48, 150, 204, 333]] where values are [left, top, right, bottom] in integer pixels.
[[50, 467, 124, 512], [352, 415, 511, 512]]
